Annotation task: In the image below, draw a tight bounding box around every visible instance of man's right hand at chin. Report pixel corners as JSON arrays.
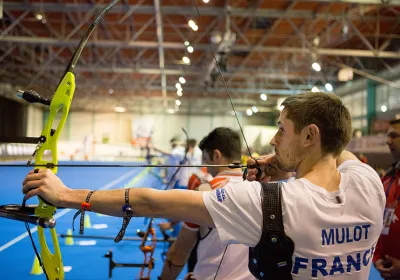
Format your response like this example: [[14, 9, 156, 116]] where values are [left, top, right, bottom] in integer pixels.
[[246, 154, 294, 183], [22, 168, 70, 207]]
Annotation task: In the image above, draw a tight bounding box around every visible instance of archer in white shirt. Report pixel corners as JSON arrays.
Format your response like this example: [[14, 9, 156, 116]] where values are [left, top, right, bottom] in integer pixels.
[[160, 127, 259, 280], [22, 92, 385, 279]]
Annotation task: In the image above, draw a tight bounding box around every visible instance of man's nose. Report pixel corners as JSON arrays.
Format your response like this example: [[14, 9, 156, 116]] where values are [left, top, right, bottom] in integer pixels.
[[270, 135, 277, 146]]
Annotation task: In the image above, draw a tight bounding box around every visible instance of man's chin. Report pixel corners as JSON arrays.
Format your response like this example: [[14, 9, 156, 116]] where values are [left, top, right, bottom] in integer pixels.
[[277, 161, 295, 172]]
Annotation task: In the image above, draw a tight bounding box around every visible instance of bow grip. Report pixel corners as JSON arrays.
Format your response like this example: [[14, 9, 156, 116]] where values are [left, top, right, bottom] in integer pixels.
[[33, 169, 55, 207]]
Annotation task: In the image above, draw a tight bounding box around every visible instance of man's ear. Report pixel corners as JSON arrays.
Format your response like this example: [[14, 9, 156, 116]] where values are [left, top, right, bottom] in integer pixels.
[[302, 124, 320, 148], [213, 149, 222, 162]]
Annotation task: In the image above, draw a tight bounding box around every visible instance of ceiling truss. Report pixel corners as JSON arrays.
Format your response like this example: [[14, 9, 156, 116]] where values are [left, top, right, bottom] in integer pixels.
[[0, 0, 399, 115]]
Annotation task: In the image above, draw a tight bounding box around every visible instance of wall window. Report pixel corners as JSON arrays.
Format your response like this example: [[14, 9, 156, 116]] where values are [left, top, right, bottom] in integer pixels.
[[376, 79, 400, 112], [341, 90, 367, 131], [342, 90, 367, 118]]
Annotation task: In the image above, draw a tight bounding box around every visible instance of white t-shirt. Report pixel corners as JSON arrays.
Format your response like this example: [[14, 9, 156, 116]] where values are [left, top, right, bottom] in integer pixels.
[[203, 160, 386, 279], [179, 146, 203, 187], [185, 171, 256, 280], [169, 146, 188, 187], [171, 146, 186, 159]]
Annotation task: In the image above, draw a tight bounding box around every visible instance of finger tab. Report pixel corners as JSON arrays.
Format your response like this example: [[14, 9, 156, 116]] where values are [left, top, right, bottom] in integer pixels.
[[255, 167, 262, 180]]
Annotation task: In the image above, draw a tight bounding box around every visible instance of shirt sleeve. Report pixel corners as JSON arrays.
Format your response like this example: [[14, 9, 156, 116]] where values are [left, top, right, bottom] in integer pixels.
[[202, 181, 263, 247], [338, 159, 386, 210], [338, 160, 379, 182]]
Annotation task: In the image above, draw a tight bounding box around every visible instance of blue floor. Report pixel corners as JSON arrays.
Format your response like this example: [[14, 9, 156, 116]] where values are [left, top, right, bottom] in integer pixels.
[[0, 161, 383, 279]]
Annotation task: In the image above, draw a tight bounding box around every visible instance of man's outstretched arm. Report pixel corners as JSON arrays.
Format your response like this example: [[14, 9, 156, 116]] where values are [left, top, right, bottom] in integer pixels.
[[22, 169, 215, 228]]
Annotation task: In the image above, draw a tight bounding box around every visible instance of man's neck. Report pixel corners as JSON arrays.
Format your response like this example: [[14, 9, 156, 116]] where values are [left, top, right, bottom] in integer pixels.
[[216, 160, 242, 176], [216, 167, 242, 175], [296, 153, 340, 192]]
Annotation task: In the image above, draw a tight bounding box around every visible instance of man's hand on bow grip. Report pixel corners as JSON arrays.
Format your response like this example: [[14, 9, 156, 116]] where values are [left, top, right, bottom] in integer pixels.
[[22, 169, 70, 207]]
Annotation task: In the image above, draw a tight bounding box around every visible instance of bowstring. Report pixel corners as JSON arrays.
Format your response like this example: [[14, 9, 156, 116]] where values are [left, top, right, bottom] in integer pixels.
[[190, 0, 252, 158], [188, 2, 258, 279]]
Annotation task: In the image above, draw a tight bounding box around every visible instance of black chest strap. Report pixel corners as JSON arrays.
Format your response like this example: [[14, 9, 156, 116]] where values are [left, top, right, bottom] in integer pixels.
[[248, 182, 294, 280]]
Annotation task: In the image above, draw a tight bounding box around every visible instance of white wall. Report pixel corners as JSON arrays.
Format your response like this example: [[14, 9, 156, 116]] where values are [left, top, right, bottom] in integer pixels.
[[132, 113, 240, 151], [62, 111, 243, 151], [65, 112, 132, 144], [24, 108, 277, 155]]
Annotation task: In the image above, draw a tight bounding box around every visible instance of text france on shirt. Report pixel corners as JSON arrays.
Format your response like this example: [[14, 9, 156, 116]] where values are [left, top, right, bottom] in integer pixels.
[[292, 224, 375, 277]]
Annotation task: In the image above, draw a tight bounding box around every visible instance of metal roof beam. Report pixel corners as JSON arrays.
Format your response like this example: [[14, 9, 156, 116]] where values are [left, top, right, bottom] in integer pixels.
[[3, 64, 336, 81], [2, 36, 400, 58], [3, 2, 400, 21], [299, 0, 400, 4], [154, 0, 167, 107]]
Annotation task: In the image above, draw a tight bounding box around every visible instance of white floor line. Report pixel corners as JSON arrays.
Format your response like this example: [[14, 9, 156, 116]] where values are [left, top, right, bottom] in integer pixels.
[[0, 169, 138, 252]]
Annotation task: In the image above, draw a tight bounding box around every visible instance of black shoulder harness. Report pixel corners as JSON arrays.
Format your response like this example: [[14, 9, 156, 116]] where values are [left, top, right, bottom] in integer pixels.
[[248, 182, 295, 280]]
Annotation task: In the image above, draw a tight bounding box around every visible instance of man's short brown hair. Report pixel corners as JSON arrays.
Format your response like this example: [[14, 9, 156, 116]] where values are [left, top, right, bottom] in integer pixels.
[[281, 92, 352, 156]]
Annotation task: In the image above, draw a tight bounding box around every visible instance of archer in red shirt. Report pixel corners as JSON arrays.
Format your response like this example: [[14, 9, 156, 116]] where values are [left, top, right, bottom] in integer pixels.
[[373, 118, 400, 280]]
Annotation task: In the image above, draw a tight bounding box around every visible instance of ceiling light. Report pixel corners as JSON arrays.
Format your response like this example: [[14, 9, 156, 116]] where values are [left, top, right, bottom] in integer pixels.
[[342, 24, 349, 35], [188, 20, 196, 27], [35, 14, 43, 20], [179, 77, 186, 84], [246, 109, 253, 116], [175, 83, 182, 89], [177, 90, 183, 97], [311, 86, 319, 92], [175, 100, 181, 106], [325, 83, 333, 92], [260, 93, 267, 101], [192, 25, 198, 31], [115, 106, 126, 113], [182, 56, 190, 64], [184, 41, 190, 46], [252, 106, 258, 113], [167, 109, 175, 114], [187, 46, 194, 53], [312, 62, 321, 72], [381, 105, 387, 112], [109, 89, 114, 94], [210, 32, 222, 44], [313, 36, 320, 46], [203, 0, 209, 2], [338, 68, 354, 82]]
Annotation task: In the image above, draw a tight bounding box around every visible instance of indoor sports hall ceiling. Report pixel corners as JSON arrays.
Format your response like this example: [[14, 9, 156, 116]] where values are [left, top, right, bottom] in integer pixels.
[[0, 0, 399, 115]]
